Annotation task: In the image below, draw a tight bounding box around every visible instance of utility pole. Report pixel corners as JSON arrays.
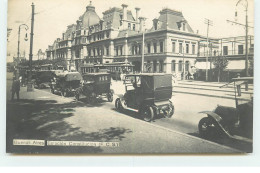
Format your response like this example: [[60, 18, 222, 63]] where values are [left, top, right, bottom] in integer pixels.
[[141, 31, 145, 73], [204, 18, 213, 82], [182, 47, 185, 80], [27, 2, 35, 91]]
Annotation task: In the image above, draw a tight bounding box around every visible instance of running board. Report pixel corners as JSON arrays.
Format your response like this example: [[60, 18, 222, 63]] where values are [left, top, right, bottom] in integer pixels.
[[229, 135, 253, 143], [122, 105, 139, 112]]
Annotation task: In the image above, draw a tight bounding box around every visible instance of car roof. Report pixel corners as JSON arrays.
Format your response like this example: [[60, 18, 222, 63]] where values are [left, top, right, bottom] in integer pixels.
[[83, 72, 110, 76], [125, 73, 172, 77]]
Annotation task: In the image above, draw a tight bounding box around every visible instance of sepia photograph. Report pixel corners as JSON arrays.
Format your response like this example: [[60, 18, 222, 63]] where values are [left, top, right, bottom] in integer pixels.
[[6, 0, 254, 154]]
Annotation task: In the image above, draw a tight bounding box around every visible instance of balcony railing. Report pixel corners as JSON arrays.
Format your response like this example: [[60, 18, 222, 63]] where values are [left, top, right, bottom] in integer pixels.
[[198, 48, 254, 57]]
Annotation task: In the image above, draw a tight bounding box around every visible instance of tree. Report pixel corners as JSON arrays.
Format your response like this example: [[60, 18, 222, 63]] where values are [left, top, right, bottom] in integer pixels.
[[213, 55, 229, 82]]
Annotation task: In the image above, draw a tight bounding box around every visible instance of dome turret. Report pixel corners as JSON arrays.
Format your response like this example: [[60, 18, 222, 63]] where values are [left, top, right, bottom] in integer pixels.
[[82, 1, 100, 28]]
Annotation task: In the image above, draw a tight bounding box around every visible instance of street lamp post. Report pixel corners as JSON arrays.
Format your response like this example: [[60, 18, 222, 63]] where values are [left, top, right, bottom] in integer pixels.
[[17, 24, 29, 63], [182, 47, 185, 80], [227, 0, 252, 90], [141, 29, 147, 73], [141, 31, 145, 73]]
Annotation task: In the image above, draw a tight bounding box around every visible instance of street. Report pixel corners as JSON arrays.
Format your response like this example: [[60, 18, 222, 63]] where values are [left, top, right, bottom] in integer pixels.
[[6, 72, 253, 153]]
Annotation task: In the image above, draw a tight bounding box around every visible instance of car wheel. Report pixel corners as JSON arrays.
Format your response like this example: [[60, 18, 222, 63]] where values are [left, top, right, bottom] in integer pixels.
[[115, 98, 123, 112], [198, 117, 218, 139], [61, 90, 67, 97], [163, 103, 174, 118], [87, 93, 96, 104], [75, 93, 80, 101], [107, 93, 113, 102], [141, 106, 154, 122]]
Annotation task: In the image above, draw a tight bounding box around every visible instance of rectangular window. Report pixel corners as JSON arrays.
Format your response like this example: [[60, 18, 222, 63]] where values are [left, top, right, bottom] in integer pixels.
[[138, 45, 141, 54], [133, 24, 135, 31], [147, 43, 151, 53], [159, 60, 164, 72], [97, 48, 100, 56], [135, 46, 138, 55], [120, 46, 123, 55], [192, 44, 195, 54], [116, 46, 119, 56], [153, 60, 157, 72], [179, 43, 183, 53], [128, 23, 131, 30], [178, 61, 183, 72], [160, 42, 163, 53], [171, 60, 175, 72], [106, 46, 109, 56], [172, 42, 176, 53], [223, 46, 228, 55], [186, 44, 189, 53], [238, 45, 243, 54], [154, 43, 157, 53]]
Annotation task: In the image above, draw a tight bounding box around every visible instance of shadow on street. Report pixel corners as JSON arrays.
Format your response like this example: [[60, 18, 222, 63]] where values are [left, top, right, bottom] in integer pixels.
[[6, 99, 132, 154]]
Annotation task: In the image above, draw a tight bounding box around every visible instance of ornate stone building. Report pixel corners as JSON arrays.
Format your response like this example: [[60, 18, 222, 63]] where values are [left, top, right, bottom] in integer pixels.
[[46, 1, 253, 79]]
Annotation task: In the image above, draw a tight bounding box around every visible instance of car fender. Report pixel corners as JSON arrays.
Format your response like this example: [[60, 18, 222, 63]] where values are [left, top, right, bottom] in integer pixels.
[[199, 111, 222, 122], [199, 111, 231, 137]]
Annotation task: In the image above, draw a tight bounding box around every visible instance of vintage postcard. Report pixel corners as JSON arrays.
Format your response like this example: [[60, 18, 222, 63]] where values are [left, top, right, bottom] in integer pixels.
[[6, 0, 254, 154]]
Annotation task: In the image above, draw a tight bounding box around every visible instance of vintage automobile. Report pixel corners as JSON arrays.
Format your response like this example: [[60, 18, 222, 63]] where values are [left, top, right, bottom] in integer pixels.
[[115, 73, 174, 122], [34, 70, 63, 89], [75, 72, 113, 103], [50, 71, 82, 97], [198, 77, 253, 144]]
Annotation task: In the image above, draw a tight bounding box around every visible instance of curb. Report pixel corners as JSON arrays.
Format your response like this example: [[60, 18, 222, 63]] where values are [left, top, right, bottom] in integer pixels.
[[173, 90, 251, 101]]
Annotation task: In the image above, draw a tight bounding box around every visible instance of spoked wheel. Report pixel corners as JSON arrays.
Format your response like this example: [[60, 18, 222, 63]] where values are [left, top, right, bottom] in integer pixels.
[[87, 93, 97, 104], [198, 117, 218, 139], [141, 106, 154, 122], [115, 98, 123, 112], [107, 92, 113, 102], [163, 103, 175, 118], [75, 93, 80, 101], [61, 90, 68, 97]]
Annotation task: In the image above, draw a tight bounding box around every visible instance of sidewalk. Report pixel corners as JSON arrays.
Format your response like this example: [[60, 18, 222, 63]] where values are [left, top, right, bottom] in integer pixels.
[[6, 81, 242, 154], [173, 80, 253, 101]]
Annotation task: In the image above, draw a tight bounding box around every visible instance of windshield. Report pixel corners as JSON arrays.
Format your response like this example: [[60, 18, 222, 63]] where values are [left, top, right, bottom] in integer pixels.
[[124, 76, 141, 90]]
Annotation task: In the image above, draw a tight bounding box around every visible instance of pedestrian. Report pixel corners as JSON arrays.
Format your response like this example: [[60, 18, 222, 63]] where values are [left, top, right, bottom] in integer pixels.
[[236, 73, 241, 96], [11, 77, 20, 101]]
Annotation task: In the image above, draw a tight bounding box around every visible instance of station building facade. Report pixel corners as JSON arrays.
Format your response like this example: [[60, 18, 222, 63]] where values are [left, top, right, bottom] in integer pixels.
[[46, 1, 254, 80], [46, 2, 202, 77]]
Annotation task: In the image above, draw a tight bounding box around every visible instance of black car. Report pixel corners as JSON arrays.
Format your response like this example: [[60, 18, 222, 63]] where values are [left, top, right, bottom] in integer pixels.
[[115, 73, 174, 122]]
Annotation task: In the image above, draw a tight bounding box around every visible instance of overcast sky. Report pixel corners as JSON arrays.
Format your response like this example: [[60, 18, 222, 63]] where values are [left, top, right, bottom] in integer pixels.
[[7, 0, 254, 62]]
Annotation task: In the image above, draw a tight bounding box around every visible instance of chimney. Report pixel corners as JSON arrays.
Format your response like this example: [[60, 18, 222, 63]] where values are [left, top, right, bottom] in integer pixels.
[[122, 4, 128, 20], [135, 7, 140, 21], [139, 17, 146, 32]]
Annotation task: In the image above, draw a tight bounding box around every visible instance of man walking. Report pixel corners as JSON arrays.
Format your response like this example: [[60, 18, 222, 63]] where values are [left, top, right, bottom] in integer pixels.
[[11, 77, 20, 101]]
